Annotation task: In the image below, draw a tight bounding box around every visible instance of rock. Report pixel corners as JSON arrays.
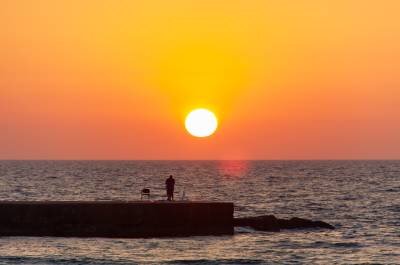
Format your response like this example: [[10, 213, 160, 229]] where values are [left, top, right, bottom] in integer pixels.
[[277, 217, 335, 230], [234, 215, 280, 232], [234, 215, 334, 231]]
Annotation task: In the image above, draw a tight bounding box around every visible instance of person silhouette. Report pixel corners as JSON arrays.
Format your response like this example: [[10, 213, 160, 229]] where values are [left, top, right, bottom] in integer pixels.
[[165, 175, 175, 201]]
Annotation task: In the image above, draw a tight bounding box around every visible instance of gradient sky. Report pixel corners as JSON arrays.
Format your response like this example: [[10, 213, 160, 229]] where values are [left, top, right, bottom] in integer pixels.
[[1, 1, 400, 160]]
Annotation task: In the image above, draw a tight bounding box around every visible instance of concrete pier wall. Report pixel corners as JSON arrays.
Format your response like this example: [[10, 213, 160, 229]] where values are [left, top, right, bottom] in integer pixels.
[[0, 201, 234, 238]]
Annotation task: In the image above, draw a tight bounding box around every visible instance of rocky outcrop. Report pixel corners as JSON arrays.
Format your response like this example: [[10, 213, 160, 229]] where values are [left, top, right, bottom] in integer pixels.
[[234, 215, 334, 231]]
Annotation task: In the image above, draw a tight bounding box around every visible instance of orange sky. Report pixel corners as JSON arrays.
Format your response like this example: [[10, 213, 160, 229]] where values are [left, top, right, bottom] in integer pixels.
[[1, 1, 400, 159]]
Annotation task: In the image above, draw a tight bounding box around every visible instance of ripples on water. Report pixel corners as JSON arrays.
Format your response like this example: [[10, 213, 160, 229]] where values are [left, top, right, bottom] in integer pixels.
[[0, 160, 398, 264]]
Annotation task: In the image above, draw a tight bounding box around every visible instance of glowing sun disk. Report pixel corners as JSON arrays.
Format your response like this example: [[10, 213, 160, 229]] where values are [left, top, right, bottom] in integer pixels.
[[185, 109, 218, 137]]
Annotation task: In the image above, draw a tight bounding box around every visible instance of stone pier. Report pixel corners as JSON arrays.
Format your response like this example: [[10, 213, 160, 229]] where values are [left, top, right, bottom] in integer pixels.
[[0, 201, 234, 238]]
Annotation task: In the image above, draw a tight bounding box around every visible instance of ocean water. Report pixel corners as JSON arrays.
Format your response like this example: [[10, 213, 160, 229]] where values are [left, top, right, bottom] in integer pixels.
[[0, 160, 398, 264]]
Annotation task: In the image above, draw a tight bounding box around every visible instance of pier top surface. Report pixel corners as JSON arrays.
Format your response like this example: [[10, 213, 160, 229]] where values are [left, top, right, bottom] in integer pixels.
[[0, 200, 233, 205]]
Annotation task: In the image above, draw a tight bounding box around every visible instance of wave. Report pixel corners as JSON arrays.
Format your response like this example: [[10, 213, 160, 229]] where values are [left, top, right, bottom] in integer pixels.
[[0, 256, 138, 265], [165, 259, 267, 265]]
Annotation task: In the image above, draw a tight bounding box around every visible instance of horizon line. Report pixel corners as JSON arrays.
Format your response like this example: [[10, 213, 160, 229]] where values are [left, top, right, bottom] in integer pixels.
[[1, 159, 399, 161]]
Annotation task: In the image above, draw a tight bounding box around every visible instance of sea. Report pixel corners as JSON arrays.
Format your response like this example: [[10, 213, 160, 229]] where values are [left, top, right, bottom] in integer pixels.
[[0, 160, 398, 264]]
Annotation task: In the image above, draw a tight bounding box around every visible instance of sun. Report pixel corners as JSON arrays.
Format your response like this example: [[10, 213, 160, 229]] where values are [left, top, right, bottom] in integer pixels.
[[185, 109, 218, 137]]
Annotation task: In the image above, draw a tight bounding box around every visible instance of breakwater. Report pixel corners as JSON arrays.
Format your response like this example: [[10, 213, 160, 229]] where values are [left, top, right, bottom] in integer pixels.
[[0, 201, 234, 238]]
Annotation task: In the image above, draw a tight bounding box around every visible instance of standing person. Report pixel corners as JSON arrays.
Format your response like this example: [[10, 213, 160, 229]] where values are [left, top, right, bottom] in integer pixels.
[[165, 175, 175, 201]]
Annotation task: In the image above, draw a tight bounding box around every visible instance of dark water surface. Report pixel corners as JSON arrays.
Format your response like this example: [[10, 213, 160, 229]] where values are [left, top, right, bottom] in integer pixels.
[[0, 160, 398, 264]]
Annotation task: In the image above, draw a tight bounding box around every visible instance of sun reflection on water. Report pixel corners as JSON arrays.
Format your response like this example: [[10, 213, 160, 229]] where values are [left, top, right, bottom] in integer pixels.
[[218, 160, 250, 178]]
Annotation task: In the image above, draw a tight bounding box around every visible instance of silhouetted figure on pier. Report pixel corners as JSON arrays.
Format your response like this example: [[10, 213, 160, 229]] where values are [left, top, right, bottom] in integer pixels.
[[166, 175, 175, 201]]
